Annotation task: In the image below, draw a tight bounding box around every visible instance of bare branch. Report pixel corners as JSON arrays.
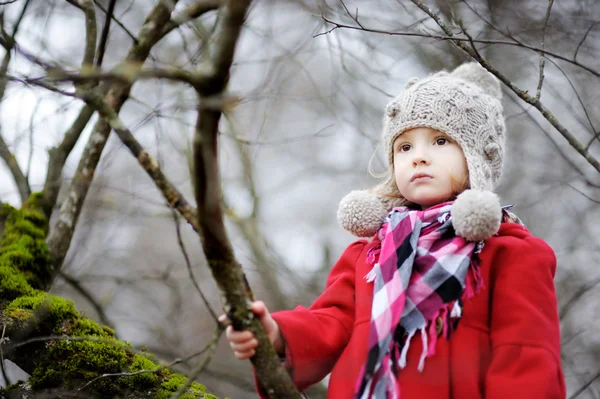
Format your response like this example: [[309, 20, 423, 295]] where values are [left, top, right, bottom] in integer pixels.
[[170, 326, 224, 399], [66, 0, 97, 69], [408, 0, 600, 175], [536, 0, 554, 101], [75, 326, 222, 394], [92, 0, 138, 45], [192, 1, 300, 397], [57, 271, 116, 332], [317, 15, 600, 79], [47, 64, 212, 91], [95, 0, 117, 67], [45, 0, 184, 290], [574, 20, 599, 62], [160, 0, 222, 39], [74, 88, 199, 232], [169, 207, 219, 321], [42, 105, 95, 218]]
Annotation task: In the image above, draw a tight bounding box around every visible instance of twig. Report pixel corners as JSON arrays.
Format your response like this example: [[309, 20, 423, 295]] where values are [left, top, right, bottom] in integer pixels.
[[57, 271, 117, 332], [74, 88, 200, 234], [160, 0, 222, 39], [339, 0, 364, 29], [542, 57, 599, 150], [44, 0, 185, 290], [574, 20, 599, 62], [92, 0, 138, 45], [408, 0, 600, 175], [170, 325, 224, 399], [25, 98, 40, 182], [42, 105, 95, 218], [192, 1, 300, 397], [75, 329, 222, 394], [46, 64, 212, 91], [536, 0, 554, 101], [169, 206, 218, 321], [95, 0, 116, 67], [66, 0, 97, 69], [316, 16, 600, 79]]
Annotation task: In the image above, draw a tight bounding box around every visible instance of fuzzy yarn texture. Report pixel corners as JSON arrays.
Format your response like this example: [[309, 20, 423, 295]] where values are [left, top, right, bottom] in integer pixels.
[[337, 191, 388, 238], [338, 62, 507, 238], [382, 62, 505, 192], [451, 189, 502, 241]]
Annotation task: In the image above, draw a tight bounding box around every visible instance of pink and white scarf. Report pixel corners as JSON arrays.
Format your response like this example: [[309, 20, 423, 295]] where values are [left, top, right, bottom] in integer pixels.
[[354, 201, 484, 399]]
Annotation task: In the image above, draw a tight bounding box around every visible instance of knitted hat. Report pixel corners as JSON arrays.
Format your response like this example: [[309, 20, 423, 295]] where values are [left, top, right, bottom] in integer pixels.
[[338, 63, 506, 240]]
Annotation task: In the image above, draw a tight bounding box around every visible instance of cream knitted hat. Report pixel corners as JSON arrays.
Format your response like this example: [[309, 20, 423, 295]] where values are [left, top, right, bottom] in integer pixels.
[[338, 63, 506, 240]]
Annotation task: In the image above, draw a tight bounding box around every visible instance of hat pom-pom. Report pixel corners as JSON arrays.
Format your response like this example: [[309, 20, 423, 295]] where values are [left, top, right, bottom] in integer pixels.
[[451, 189, 502, 241], [337, 190, 388, 237]]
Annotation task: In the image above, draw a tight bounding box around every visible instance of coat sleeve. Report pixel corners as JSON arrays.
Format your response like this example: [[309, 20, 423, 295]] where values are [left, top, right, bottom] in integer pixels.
[[255, 240, 366, 397], [485, 235, 566, 398]]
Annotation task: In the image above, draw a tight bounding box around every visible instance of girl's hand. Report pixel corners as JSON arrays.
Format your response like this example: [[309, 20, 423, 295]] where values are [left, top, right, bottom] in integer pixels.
[[219, 301, 284, 360]]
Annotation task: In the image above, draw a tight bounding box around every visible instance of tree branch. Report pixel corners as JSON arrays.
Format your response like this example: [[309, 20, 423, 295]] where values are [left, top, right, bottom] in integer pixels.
[[170, 325, 224, 399], [160, 0, 222, 39], [42, 105, 95, 218], [95, 0, 117, 67], [169, 206, 218, 321], [192, 1, 300, 397], [45, 0, 184, 290], [536, 0, 554, 101], [46, 64, 213, 91], [57, 271, 116, 332], [75, 88, 200, 233], [92, 0, 138, 45], [407, 0, 600, 175], [66, 0, 97, 70], [317, 14, 600, 79]]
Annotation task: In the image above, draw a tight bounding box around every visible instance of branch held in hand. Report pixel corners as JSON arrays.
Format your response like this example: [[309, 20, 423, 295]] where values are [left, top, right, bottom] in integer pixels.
[[191, 0, 300, 397]]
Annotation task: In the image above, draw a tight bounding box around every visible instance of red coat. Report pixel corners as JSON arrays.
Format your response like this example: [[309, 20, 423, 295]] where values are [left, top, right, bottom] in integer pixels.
[[257, 222, 565, 398]]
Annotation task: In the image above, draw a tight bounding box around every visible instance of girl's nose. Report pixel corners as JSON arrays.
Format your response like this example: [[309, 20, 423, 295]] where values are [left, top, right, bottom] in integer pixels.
[[411, 148, 430, 167]]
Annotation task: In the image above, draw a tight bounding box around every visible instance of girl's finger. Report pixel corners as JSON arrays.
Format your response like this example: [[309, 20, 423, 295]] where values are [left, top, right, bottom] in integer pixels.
[[225, 326, 255, 343], [251, 301, 267, 317], [230, 339, 258, 353], [234, 349, 255, 360]]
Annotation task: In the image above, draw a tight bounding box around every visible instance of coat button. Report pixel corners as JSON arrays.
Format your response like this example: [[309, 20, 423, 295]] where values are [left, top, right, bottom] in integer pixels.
[[436, 317, 444, 336]]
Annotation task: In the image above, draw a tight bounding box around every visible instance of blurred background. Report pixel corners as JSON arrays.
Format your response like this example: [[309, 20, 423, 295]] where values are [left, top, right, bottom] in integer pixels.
[[1, 0, 599, 397]]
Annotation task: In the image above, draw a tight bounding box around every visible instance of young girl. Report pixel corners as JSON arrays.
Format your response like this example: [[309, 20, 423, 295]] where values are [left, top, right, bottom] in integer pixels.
[[221, 63, 565, 398]]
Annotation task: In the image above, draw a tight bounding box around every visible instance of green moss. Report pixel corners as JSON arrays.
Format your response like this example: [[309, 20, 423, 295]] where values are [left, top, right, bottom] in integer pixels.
[[31, 334, 130, 395], [0, 265, 34, 299], [0, 204, 51, 290], [156, 373, 214, 399], [0, 195, 220, 398], [122, 354, 159, 387], [4, 292, 77, 334]]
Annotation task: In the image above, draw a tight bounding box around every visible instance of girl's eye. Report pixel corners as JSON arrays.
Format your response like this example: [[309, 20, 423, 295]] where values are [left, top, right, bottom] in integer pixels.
[[400, 144, 411, 152], [435, 137, 448, 145]]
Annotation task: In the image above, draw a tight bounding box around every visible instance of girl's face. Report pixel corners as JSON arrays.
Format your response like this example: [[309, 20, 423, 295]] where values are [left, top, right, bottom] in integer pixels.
[[393, 127, 468, 209]]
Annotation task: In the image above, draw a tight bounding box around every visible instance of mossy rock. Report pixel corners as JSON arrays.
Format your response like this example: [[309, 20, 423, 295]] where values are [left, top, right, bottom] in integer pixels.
[[0, 195, 220, 398]]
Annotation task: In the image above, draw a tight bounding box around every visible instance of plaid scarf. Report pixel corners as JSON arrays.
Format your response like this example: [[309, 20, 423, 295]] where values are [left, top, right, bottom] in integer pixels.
[[354, 202, 482, 399]]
